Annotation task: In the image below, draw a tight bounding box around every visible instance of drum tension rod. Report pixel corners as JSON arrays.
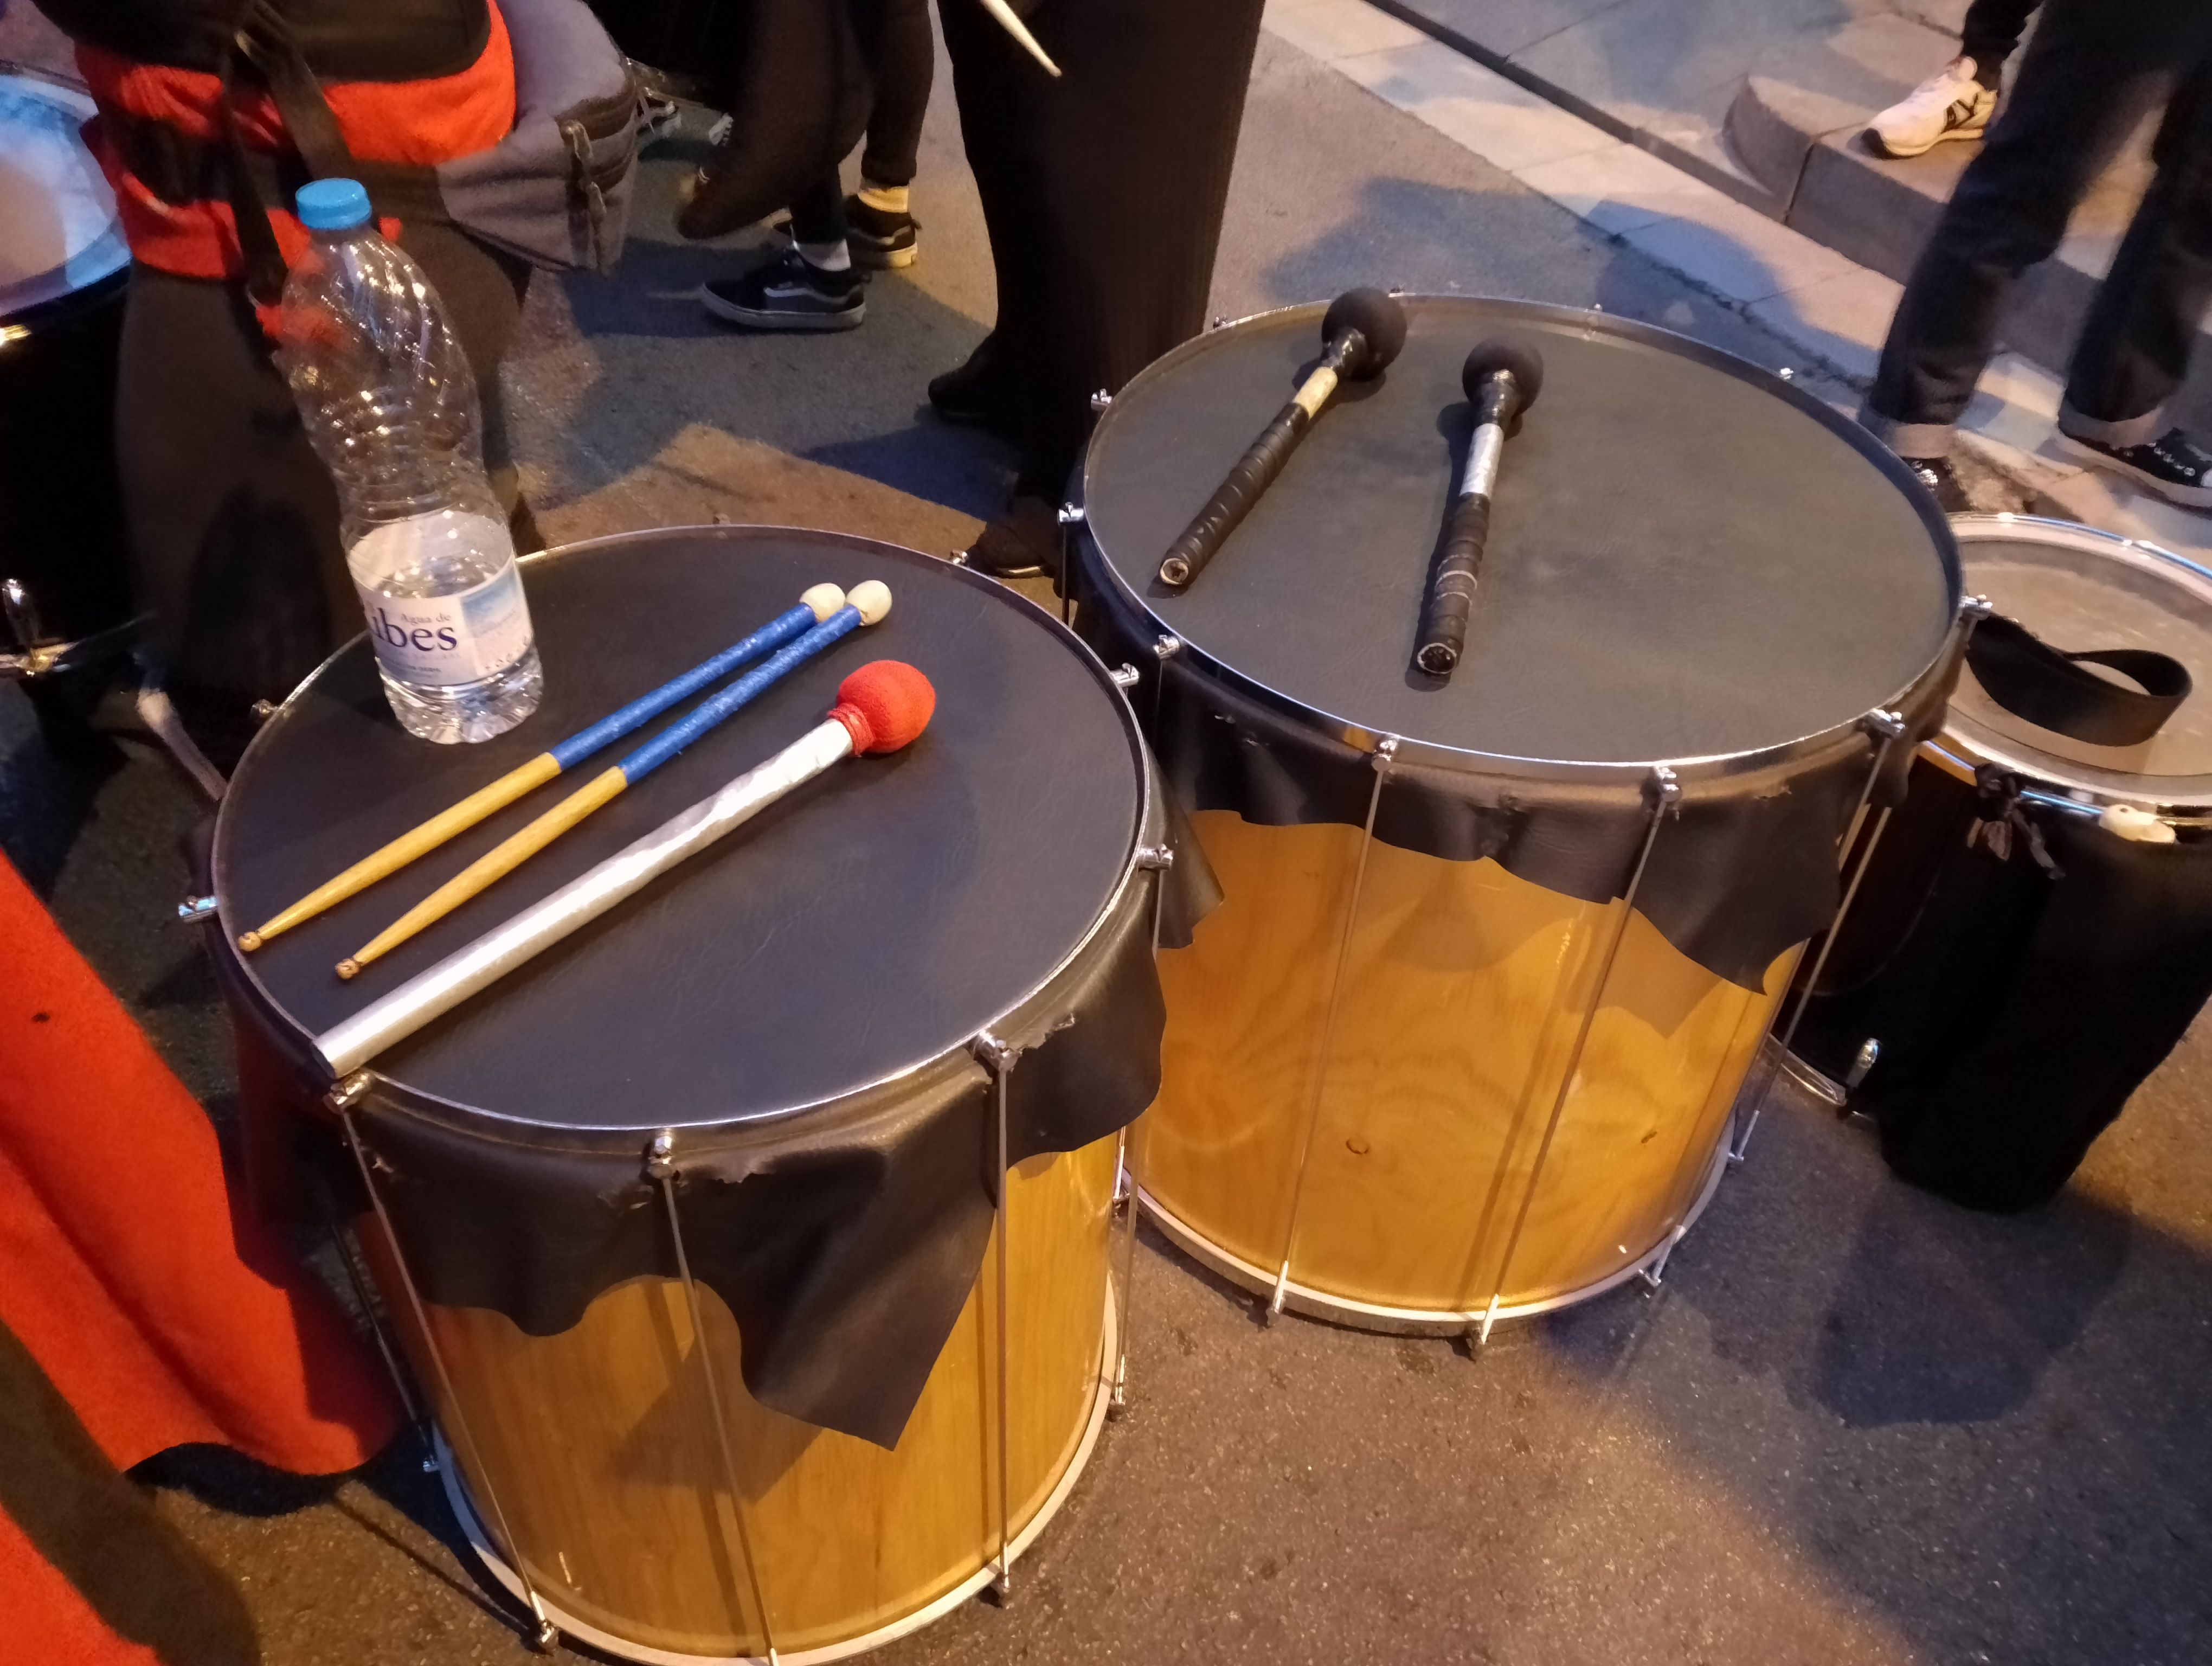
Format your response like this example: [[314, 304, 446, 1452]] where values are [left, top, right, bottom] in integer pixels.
[[1732, 708, 1909, 1164], [970, 1033, 1026, 1600], [645, 1130, 782, 1664], [1269, 738, 1398, 1328], [337, 1105, 562, 1654], [1476, 766, 1680, 1351]]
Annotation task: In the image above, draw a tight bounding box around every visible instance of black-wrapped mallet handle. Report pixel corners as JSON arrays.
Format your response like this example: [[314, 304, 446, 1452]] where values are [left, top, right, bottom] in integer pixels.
[[1415, 337, 1545, 677], [1157, 289, 1407, 590]]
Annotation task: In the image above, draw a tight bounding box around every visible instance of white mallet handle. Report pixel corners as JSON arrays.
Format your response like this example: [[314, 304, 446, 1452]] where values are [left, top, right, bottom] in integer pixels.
[[317, 719, 856, 1078]]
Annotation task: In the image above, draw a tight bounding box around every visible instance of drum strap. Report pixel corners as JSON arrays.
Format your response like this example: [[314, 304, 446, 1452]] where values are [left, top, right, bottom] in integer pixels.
[[1965, 613, 2192, 748]]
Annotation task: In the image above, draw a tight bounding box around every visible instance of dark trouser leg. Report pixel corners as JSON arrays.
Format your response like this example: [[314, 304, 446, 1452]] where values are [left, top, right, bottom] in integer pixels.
[[2060, 54, 2212, 443], [1862, 0, 2194, 458], [787, 169, 850, 247], [942, 0, 1265, 498], [1959, 0, 2042, 84], [116, 230, 528, 761], [856, 0, 933, 189]]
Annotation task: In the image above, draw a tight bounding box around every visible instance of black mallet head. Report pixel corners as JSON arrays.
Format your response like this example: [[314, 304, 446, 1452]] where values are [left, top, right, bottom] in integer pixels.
[[1323, 287, 1408, 380], [1462, 336, 1545, 411]]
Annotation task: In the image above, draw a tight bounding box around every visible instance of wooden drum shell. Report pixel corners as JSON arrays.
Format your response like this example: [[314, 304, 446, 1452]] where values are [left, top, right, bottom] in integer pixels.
[[1137, 812, 1793, 1324], [367, 1135, 1120, 1662]]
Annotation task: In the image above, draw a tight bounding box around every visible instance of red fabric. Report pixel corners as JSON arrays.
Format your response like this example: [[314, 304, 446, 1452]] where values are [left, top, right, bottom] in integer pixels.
[[831, 661, 937, 755], [0, 1509, 159, 1666], [72, 1, 516, 284], [0, 854, 398, 1475]]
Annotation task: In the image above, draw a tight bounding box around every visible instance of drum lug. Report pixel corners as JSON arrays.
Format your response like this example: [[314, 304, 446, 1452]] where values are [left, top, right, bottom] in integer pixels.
[[642, 1129, 677, 1180], [1637, 1225, 1689, 1293], [528, 1617, 561, 1653], [326, 1071, 374, 1111], [970, 1031, 1022, 1075], [1110, 664, 1141, 690], [1, 577, 44, 650], [1153, 633, 1182, 661], [175, 895, 219, 924], [947, 548, 970, 567], [1844, 1036, 1880, 1091], [1861, 708, 1908, 740], [1960, 592, 1994, 623], [1089, 388, 1113, 413], [1057, 503, 1086, 528], [1134, 843, 1174, 870], [250, 699, 277, 724]]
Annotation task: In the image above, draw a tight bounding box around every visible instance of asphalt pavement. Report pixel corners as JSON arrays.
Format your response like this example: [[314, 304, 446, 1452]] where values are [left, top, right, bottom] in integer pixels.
[[5, 16, 2209, 1666]]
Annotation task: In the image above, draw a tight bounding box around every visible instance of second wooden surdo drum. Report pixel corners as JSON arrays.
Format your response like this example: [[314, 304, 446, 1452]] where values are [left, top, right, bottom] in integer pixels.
[[209, 528, 1191, 1662], [1071, 297, 1966, 1335]]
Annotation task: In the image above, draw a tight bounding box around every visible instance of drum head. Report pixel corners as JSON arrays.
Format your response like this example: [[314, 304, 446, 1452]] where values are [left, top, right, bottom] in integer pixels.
[[214, 529, 1146, 1130], [1081, 298, 1958, 770], [1949, 515, 2212, 808], [0, 70, 129, 319]]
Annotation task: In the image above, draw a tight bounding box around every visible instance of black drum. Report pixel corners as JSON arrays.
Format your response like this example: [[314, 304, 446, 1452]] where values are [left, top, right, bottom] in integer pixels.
[[0, 66, 135, 690], [1069, 296, 1965, 1334], [205, 527, 1192, 1661], [1791, 515, 2212, 1212]]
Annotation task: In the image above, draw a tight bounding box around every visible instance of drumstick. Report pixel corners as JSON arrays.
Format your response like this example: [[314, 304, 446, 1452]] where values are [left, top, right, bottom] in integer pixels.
[[979, 0, 1061, 76], [1415, 338, 1545, 677], [1156, 289, 1407, 591], [238, 583, 848, 952], [336, 580, 893, 979], [315, 661, 937, 1077]]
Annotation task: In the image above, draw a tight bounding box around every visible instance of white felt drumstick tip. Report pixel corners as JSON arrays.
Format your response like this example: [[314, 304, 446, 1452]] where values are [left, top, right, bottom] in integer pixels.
[[801, 582, 846, 622], [849, 580, 893, 625]]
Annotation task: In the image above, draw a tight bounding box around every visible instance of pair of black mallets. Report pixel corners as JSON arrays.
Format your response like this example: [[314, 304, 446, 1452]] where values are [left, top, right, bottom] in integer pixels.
[[1154, 289, 1544, 680]]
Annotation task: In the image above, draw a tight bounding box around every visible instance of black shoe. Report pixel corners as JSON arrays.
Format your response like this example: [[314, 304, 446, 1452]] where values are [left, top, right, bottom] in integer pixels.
[[963, 496, 1062, 580], [2054, 427, 2212, 510], [1899, 453, 1969, 514], [772, 196, 918, 269], [929, 335, 1021, 434], [701, 249, 865, 332]]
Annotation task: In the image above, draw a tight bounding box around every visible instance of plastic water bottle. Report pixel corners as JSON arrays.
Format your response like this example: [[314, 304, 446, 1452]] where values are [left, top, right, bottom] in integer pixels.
[[276, 178, 541, 743]]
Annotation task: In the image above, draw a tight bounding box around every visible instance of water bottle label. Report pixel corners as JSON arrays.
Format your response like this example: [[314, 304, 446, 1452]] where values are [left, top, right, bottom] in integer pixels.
[[355, 561, 534, 688]]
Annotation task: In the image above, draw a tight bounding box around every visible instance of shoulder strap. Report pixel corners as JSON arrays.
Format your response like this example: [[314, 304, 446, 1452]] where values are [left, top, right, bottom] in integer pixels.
[[1965, 612, 2192, 748]]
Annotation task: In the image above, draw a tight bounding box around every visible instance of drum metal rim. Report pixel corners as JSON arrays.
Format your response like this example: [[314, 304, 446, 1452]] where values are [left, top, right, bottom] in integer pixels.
[[1073, 295, 1965, 786], [432, 1280, 1120, 1665], [1938, 511, 2212, 820], [1135, 1129, 1731, 1337], [211, 525, 1162, 1143]]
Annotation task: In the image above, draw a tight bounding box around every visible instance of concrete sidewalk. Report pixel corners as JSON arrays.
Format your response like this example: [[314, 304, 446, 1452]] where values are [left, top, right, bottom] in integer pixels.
[[1366, 0, 2192, 422], [1267, 0, 2212, 563]]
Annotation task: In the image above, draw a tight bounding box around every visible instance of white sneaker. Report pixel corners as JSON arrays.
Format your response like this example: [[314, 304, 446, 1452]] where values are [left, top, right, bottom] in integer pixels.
[[1866, 57, 1996, 159]]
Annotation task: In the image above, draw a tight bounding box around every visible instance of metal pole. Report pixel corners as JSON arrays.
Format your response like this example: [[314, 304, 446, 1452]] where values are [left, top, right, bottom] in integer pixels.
[[1729, 710, 1906, 1164], [1476, 766, 1680, 1347], [646, 1132, 781, 1665], [1265, 738, 1397, 1323], [340, 1111, 561, 1654]]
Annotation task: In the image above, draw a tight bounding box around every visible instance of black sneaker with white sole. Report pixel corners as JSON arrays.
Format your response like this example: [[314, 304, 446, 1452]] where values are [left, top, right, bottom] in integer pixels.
[[771, 196, 920, 269], [2054, 427, 2212, 510], [701, 250, 865, 332]]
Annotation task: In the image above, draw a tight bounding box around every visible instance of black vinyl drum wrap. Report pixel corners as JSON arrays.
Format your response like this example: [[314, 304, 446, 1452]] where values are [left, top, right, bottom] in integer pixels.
[[1073, 299, 1966, 989], [210, 528, 1216, 1447]]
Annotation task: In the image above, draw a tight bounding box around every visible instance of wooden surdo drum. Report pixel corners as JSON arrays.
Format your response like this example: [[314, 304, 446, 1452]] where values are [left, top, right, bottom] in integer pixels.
[[1071, 297, 1965, 1336], [211, 528, 1183, 1662]]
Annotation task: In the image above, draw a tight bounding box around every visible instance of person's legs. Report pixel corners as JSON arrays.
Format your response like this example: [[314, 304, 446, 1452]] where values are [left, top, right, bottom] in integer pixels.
[[856, 0, 932, 194], [703, 166, 868, 331], [1959, 0, 2042, 86], [942, 0, 1264, 531], [1863, 0, 2172, 462], [2061, 53, 2212, 443]]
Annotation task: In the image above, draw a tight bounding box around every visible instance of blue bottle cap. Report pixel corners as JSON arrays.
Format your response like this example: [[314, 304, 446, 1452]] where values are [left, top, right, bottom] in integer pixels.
[[295, 178, 373, 232]]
